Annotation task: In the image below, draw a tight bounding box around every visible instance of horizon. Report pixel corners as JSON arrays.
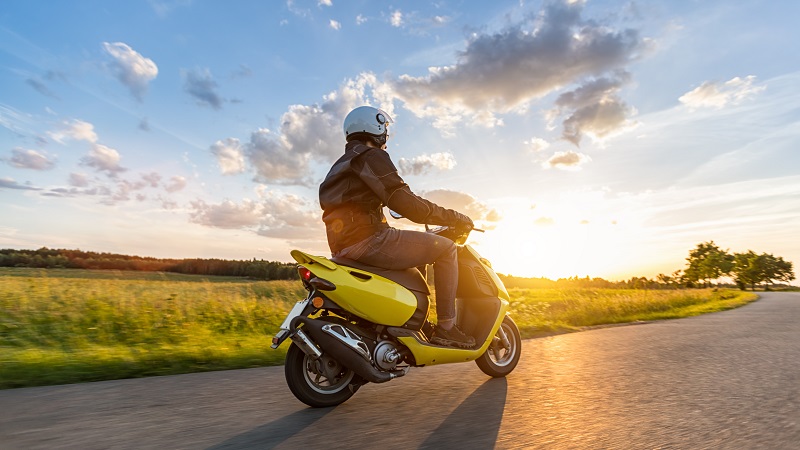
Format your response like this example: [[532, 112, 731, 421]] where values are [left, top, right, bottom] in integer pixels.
[[2, 1, 799, 281]]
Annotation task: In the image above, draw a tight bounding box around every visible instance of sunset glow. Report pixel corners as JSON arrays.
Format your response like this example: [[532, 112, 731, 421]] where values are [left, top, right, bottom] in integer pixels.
[[1, 1, 798, 281]]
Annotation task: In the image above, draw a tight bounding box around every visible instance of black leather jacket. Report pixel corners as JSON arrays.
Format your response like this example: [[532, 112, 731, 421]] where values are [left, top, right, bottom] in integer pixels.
[[319, 141, 469, 253]]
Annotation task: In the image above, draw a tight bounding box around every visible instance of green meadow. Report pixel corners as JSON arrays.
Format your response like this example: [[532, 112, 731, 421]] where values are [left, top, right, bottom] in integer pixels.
[[0, 268, 757, 388]]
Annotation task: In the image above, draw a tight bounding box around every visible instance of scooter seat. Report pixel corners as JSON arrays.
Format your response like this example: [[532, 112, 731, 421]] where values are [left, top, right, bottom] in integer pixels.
[[331, 256, 430, 294]]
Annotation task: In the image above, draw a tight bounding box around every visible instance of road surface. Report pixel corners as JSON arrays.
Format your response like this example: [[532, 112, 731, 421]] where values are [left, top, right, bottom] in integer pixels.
[[1, 292, 799, 449]]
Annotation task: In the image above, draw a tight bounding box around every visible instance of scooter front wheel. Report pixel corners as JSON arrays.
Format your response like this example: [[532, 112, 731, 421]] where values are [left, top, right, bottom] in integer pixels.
[[285, 343, 362, 408], [476, 315, 522, 377]]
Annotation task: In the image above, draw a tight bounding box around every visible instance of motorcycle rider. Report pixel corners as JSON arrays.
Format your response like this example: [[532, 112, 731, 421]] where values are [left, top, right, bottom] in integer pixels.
[[319, 106, 476, 348]]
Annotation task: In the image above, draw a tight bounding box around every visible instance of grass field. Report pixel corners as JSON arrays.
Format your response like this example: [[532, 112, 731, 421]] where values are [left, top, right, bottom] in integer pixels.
[[0, 268, 757, 389]]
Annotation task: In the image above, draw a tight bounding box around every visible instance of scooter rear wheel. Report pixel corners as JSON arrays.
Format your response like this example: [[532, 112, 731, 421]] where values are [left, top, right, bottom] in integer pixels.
[[476, 315, 521, 377], [285, 343, 362, 408]]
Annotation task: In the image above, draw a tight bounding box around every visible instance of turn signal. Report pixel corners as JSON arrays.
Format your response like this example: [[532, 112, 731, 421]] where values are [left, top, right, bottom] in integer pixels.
[[312, 297, 325, 308]]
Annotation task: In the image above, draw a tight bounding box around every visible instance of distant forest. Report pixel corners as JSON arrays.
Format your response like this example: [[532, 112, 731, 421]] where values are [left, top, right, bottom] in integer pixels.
[[0, 248, 297, 280]]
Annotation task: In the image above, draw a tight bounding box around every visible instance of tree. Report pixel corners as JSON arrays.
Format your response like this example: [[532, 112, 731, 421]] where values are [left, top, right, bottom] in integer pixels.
[[732, 251, 795, 290], [684, 241, 734, 287]]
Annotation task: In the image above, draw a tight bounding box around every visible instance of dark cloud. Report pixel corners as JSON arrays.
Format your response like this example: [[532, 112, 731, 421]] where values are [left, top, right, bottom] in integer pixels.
[[6, 148, 56, 170], [26, 78, 59, 99], [183, 68, 224, 110], [390, 1, 646, 134], [0, 177, 40, 190]]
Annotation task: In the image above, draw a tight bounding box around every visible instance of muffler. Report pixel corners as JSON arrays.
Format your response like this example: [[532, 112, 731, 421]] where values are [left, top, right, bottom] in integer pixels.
[[292, 317, 407, 384]]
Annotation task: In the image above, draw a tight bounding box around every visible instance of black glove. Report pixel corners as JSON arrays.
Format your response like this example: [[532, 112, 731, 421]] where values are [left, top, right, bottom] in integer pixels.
[[453, 212, 474, 231]]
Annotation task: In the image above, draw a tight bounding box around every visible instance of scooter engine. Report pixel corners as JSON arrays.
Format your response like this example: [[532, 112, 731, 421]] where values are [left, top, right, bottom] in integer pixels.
[[373, 341, 403, 371]]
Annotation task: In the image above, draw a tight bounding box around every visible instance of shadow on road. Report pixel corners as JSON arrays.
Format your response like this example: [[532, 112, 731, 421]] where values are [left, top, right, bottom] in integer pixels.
[[418, 377, 508, 449], [206, 407, 332, 449]]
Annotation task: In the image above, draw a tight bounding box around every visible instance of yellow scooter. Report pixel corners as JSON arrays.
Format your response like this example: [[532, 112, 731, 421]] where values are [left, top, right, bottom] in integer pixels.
[[271, 223, 521, 407]]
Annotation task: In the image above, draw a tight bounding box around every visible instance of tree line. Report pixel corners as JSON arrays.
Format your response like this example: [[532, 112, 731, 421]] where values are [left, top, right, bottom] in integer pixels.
[[0, 248, 297, 280], [677, 241, 795, 290], [500, 241, 794, 291]]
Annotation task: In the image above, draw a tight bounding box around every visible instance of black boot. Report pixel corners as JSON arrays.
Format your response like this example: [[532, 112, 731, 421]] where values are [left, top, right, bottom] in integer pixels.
[[431, 324, 476, 349]]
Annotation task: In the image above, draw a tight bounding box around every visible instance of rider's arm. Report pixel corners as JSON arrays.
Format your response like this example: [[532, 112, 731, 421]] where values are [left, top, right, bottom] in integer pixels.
[[358, 149, 471, 227]]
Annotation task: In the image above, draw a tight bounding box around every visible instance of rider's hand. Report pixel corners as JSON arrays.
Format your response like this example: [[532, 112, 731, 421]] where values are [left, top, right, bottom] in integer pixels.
[[453, 212, 474, 231]]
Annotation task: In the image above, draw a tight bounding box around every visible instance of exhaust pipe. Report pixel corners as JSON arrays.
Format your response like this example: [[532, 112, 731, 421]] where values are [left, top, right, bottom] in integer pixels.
[[293, 317, 407, 384]]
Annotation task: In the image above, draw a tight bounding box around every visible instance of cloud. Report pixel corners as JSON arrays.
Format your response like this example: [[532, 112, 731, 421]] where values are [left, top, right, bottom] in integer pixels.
[[211, 138, 245, 175], [6, 148, 56, 170], [390, 1, 646, 134], [356, 14, 367, 25], [103, 42, 158, 101], [679, 75, 765, 110], [535, 217, 555, 226], [183, 68, 224, 110], [548, 74, 638, 146], [329, 19, 341, 30], [243, 72, 391, 185], [81, 144, 126, 176], [189, 190, 321, 238], [26, 78, 59, 99], [525, 137, 550, 153], [69, 172, 90, 187], [138, 118, 150, 131], [422, 189, 501, 222], [318, 0, 332, 6], [149, 0, 192, 18], [230, 64, 253, 79], [48, 119, 98, 144], [390, 10, 403, 27], [141, 172, 162, 188], [398, 152, 456, 176], [164, 175, 187, 193], [0, 177, 40, 190], [543, 150, 591, 170]]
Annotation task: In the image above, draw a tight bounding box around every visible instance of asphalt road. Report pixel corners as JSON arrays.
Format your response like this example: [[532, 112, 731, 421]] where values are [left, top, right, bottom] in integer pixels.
[[1, 292, 798, 449]]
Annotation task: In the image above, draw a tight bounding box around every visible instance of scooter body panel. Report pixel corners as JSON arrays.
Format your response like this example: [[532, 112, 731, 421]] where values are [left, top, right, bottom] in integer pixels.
[[291, 250, 417, 327]]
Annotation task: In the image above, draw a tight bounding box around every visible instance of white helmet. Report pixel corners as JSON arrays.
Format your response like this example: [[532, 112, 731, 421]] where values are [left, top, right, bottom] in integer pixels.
[[343, 106, 393, 145]]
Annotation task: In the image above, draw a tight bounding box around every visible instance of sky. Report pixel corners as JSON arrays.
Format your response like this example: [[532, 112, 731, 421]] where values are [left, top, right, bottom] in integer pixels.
[[1, 0, 799, 281]]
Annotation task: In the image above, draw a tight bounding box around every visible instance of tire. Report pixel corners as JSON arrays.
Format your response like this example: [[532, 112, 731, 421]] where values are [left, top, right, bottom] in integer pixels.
[[284, 343, 362, 408], [475, 315, 522, 377]]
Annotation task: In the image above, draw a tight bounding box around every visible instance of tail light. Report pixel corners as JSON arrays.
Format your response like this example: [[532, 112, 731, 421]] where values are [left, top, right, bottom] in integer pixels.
[[298, 266, 312, 281]]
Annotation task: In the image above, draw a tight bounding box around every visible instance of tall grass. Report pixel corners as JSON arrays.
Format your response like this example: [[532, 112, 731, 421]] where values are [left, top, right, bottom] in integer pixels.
[[509, 287, 757, 337], [0, 269, 757, 388], [0, 270, 305, 388]]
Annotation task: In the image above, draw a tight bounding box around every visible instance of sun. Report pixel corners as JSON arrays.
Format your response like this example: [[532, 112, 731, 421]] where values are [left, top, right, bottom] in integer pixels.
[[470, 198, 629, 280]]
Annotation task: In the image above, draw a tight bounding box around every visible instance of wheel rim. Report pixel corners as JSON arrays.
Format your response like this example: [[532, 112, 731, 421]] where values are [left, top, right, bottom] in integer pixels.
[[302, 354, 355, 395], [488, 322, 517, 367]]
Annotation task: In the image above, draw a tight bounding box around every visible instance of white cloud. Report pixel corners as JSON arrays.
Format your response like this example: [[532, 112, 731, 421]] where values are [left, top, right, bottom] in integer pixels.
[[189, 190, 322, 238], [356, 14, 367, 25], [182, 67, 224, 109], [148, 0, 192, 18], [81, 144, 126, 176], [390, 10, 403, 27], [525, 137, 550, 153], [422, 189, 501, 222], [210, 138, 245, 175], [390, 1, 646, 136], [329, 19, 341, 30], [319, 0, 332, 6], [102, 42, 158, 101], [244, 72, 391, 185], [7, 148, 56, 170], [543, 150, 591, 170], [164, 175, 187, 193], [398, 152, 456, 176], [679, 75, 765, 110], [48, 119, 98, 144]]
